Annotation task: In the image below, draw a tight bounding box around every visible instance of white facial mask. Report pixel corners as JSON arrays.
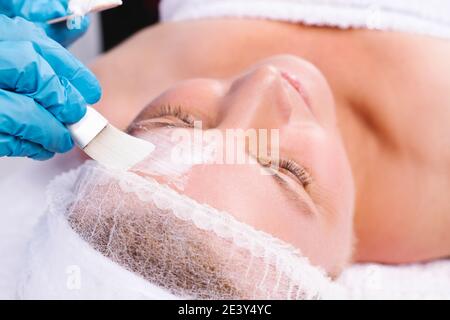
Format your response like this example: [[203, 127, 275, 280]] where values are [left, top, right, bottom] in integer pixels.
[[130, 128, 197, 191], [19, 162, 344, 299], [130, 124, 221, 192]]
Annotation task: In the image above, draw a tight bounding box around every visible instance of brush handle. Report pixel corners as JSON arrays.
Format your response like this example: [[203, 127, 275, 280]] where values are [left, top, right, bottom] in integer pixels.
[[68, 106, 108, 149]]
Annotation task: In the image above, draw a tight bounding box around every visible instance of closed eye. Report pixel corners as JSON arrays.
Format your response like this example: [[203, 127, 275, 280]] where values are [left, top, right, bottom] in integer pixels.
[[152, 105, 197, 127], [129, 105, 198, 132], [258, 157, 312, 189], [278, 159, 312, 188]]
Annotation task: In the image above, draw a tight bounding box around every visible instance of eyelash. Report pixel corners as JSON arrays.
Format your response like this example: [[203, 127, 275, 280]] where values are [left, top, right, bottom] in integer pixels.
[[278, 159, 312, 188], [153, 105, 196, 127], [259, 157, 312, 188]]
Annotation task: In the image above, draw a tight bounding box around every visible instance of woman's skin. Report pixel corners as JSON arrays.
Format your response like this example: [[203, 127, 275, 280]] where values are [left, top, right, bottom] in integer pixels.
[[90, 19, 450, 267]]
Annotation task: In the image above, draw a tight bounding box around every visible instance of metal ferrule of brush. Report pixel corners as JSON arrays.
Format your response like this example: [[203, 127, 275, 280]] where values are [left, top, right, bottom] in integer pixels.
[[68, 106, 108, 149]]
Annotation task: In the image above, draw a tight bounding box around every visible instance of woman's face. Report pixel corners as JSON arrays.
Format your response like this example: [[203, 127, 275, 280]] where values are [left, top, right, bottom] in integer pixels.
[[128, 55, 355, 274]]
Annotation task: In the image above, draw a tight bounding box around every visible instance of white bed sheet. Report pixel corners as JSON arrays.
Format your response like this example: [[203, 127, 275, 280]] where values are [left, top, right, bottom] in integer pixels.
[[0, 153, 82, 299]]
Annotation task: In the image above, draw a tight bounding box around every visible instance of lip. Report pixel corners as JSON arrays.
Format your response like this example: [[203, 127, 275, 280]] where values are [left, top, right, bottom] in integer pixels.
[[280, 71, 312, 110]]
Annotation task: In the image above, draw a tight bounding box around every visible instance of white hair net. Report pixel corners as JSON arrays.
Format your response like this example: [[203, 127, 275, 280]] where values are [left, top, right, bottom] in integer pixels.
[[18, 162, 344, 299]]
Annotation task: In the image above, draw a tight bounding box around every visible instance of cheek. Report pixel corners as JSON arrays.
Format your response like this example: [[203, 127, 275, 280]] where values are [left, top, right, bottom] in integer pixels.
[[286, 126, 355, 252], [321, 138, 355, 219], [297, 127, 354, 218], [303, 133, 355, 265], [316, 140, 353, 198]]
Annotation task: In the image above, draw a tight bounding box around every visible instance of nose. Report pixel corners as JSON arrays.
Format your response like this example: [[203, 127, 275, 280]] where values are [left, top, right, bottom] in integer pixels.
[[217, 65, 293, 130]]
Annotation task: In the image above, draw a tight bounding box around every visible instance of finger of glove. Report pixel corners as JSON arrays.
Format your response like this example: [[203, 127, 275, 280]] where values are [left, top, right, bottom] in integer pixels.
[[11, 0, 69, 21], [42, 15, 90, 48], [0, 89, 73, 153], [0, 133, 55, 160], [0, 0, 18, 17], [0, 15, 101, 104], [0, 41, 87, 124]]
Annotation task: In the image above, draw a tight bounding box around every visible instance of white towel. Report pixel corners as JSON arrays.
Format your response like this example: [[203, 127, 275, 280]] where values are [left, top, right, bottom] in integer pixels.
[[160, 0, 450, 40]]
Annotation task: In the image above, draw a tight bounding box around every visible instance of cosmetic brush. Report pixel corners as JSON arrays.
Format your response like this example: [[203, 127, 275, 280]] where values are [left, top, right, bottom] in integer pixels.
[[68, 106, 155, 171]]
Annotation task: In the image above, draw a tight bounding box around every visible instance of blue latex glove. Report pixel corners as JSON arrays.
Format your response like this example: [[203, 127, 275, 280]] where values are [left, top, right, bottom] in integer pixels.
[[0, 15, 102, 160], [0, 0, 90, 47]]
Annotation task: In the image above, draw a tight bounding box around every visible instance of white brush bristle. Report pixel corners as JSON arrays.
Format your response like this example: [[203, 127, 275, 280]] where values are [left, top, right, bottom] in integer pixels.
[[47, 0, 123, 24], [83, 124, 155, 171]]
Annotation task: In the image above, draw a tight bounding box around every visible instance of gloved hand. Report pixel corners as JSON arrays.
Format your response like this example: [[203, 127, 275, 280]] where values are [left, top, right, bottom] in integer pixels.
[[0, 15, 101, 160], [0, 0, 89, 47]]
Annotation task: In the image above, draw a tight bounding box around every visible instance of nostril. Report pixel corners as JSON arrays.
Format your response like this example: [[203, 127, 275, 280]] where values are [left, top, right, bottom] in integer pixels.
[[280, 71, 311, 108]]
